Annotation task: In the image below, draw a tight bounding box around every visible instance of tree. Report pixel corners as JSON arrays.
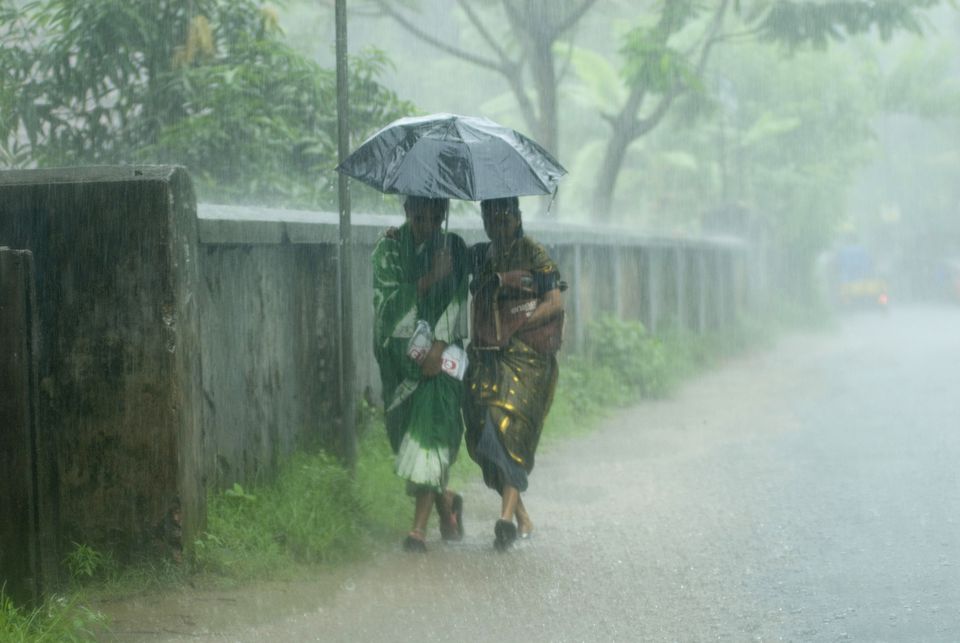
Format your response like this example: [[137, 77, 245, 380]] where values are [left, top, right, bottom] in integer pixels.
[[0, 0, 415, 209], [372, 0, 946, 220], [372, 0, 597, 161]]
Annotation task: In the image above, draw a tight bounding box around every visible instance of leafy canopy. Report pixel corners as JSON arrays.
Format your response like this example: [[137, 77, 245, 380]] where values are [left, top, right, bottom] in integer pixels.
[[1, 0, 416, 209]]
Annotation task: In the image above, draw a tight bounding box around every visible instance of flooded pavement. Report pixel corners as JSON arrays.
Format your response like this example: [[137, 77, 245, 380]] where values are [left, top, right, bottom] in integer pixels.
[[100, 306, 960, 641]]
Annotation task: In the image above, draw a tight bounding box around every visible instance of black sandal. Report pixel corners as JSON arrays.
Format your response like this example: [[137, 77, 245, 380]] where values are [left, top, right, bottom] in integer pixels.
[[494, 519, 517, 552], [403, 531, 427, 553]]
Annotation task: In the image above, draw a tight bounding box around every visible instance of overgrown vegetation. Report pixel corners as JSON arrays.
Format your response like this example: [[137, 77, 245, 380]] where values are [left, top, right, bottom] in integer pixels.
[[0, 590, 104, 643], [194, 452, 366, 578]]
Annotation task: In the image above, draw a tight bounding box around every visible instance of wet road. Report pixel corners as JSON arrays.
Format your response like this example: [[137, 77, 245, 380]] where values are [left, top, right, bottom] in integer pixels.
[[106, 306, 960, 642]]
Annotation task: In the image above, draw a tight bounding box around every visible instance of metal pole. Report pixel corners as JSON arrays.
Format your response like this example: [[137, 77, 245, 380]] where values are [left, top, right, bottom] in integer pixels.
[[335, 0, 357, 468]]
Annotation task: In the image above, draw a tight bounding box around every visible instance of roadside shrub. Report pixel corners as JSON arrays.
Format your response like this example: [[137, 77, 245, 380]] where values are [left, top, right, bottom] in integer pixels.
[[0, 590, 104, 643], [63, 544, 115, 584], [585, 315, 672, 397]]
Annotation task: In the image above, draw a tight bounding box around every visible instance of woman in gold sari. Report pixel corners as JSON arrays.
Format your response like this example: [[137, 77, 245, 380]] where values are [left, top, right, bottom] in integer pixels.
[[464, 196, 564, 551]]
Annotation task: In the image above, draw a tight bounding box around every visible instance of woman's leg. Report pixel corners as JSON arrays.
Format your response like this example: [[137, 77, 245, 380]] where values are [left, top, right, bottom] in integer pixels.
[[412, 489, 436, 536], [500, 485, 519, 521], [436, 489, 463, 540], [494, 485, 520, 551], [515, 495, 533, 537], [403, 488, 435, 552]]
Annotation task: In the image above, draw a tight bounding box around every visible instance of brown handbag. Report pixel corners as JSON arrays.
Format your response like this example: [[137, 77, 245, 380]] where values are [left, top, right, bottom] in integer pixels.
[[472, 290, 564, 354]]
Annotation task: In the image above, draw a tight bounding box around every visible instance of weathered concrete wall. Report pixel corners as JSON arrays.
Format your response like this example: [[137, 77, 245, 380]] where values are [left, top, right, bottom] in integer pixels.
[[0, 248, 58, 602], [199, 243, 340, 486], [0, 167, 204, 563]]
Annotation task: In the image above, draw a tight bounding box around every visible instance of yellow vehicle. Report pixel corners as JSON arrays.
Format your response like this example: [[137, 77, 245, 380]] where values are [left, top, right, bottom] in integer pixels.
[[838, 278, 889, 308], [834, 244, 889, 310]]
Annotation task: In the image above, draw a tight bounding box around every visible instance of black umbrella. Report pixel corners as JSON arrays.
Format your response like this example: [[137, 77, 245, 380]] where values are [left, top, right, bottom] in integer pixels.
[[336, 113, 566, 200]]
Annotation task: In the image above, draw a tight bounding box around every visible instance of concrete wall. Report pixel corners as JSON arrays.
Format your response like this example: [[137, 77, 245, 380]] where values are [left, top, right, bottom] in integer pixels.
[[199, 242, 340, 486], [0, 167, 204, 564], [0, 248, 58, 602]]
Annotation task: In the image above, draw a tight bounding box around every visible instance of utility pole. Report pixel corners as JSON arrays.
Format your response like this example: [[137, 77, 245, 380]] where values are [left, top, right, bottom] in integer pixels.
[[335, 0, 357, 469]]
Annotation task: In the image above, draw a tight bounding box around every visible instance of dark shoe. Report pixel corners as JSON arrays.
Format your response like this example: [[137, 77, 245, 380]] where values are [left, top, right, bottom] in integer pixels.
[[494, 519, 517, 552], [437, 493, 465, 542], [403, 533, 427, 553]]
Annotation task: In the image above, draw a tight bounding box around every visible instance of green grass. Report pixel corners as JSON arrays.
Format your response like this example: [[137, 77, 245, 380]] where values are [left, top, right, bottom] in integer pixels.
[[0, 591, 104, 643]]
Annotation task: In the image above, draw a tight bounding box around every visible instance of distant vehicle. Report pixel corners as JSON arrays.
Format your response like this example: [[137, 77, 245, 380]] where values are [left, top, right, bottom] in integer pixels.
[[833, 244, 889, 310]]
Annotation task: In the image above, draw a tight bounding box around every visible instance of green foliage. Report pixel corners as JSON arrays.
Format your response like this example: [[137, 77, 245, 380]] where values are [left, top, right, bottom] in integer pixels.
[[619, 1, 706, 95], [0, 590, 105, 643], [63, 544, 114, 583], [195, 451, 364, 578], [752, 0, 940, 48], [584, 315, 672, 397], [880, 39, 960, 118], [1, 0, 416, 210], [194, 396, 422, 580]]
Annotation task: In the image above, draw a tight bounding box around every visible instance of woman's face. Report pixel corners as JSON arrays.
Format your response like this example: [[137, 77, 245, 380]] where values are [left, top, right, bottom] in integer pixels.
[[406, 202, 446, 245], [481, 203, 519, 245]]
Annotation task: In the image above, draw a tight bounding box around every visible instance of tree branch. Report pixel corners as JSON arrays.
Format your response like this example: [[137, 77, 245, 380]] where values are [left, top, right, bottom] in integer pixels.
[[623, 0, 730, 143], [372, 0, 504, 74], [551, 0, 600, 39], [501, 0, 529, 35], [695, 0, 731, 74], [630, 91, 676, 140], [457, 0, 512, 66]]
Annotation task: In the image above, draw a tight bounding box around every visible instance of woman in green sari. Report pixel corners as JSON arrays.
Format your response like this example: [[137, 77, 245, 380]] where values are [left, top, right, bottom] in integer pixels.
[[372, 196, 469, 552], [464, 196, 564, 551]]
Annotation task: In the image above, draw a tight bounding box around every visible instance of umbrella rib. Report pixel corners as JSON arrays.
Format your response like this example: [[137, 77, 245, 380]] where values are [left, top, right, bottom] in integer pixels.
[[464, 139, 477, 200]]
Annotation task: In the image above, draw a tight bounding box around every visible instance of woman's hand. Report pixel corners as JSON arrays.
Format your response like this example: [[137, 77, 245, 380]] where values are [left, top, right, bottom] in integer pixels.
[[418, 248, 453, 296], [525, 288, 562, 327], [420, 340, 448, 378], [497, 270, 534, 294]]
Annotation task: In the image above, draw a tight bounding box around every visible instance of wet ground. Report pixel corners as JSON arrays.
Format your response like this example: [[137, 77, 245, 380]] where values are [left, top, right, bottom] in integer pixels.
[[99, 306, 960, 642]]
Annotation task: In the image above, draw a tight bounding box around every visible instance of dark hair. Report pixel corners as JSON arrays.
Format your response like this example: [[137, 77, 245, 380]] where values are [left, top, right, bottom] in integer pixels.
[[480, 196, 520, 217], [404, 195, 449, 214]]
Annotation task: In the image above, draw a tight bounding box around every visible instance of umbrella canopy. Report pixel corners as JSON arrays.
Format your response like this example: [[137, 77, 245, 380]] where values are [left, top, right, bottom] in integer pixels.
[[336, 113, 566, 200]]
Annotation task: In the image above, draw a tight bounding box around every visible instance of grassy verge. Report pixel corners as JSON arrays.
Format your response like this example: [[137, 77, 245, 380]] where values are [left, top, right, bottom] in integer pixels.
[[0, 591, 105, 643]]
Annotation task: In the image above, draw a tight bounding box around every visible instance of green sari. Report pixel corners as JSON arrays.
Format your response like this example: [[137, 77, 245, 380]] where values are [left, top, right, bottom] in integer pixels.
[[372, 224, 469, 492]]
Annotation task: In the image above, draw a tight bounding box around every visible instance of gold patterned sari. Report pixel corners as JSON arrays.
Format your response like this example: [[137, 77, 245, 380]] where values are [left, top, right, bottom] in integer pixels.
[[463, 236, 561, 492]]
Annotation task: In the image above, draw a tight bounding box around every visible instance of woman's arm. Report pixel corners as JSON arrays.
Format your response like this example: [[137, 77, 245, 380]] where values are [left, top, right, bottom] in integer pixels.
[[526, 288, 562, 327]]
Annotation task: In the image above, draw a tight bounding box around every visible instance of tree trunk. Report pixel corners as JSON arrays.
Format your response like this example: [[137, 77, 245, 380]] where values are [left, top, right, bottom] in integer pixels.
[[529, 34, 558, 158], [592, 127, 632, 222], [592, 87, 645, 222]]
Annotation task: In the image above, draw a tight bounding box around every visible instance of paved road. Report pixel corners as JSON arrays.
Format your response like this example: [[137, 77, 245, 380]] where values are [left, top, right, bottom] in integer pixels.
[[105, 306, 960, 642]]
